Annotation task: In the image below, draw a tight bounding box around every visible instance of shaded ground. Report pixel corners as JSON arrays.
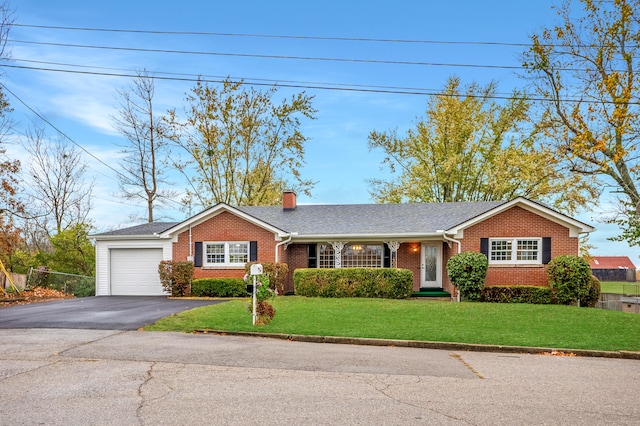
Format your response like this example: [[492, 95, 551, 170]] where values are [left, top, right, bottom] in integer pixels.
[[0, 296, 225, 330]]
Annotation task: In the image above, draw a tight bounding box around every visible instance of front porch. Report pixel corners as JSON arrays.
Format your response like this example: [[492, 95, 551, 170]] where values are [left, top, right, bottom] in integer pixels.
[[284, 240, 455, 294]]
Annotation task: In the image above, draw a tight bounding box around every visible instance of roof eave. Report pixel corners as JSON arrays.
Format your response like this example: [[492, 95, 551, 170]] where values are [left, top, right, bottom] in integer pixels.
[[446, 197, 595, 236], [91, 234, 165, 241], [159, 203, 289, 238], [289, 232, 447, 243]]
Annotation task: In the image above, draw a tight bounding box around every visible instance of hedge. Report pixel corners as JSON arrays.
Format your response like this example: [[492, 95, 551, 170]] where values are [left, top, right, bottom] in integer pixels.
[[481, 285, 552, 304], [446, 251, 488, 301], [580, 275, 601, 308], [293, 268, 413, 299], [191, 278, 247, 297], [547, 255, 592, 305]]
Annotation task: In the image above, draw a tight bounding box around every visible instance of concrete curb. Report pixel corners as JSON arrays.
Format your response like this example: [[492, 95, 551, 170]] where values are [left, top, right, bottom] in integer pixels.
[[193, 329, 640, 360]]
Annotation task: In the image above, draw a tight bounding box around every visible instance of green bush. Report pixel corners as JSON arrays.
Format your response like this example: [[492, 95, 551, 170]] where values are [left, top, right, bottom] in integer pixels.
[[446, 251, 488, 301], [191, 278, 247, 297], [580, 275, 601, 308], [546, 255, 592, 305], [245, 262, 289, 294], [293, 268, 413, 299], [481, 285, 552, 304], [158, 260, 194, 297]]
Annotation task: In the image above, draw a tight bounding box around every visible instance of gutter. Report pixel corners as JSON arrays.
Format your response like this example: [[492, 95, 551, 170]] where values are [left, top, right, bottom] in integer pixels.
[[275, 232, 297, 263]]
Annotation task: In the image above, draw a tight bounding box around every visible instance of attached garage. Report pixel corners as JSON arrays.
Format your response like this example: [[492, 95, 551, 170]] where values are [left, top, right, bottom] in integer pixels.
[[91, 222, 178, 296], [110, 248, 164, 295]]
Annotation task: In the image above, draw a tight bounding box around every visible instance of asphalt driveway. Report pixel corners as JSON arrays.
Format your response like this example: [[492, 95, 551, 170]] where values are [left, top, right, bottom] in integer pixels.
[[0, 296, 225, 330]]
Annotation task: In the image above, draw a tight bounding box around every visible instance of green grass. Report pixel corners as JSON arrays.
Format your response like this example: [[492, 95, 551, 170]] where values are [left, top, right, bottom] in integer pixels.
[[145, 297, 640, 352], [601, 281, 640, 295]]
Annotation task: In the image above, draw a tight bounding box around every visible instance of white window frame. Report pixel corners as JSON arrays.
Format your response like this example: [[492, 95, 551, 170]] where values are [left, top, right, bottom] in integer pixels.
[[204, 241, 249, 267], [489, 238, 542, 265], [342, 243, 384, 268]]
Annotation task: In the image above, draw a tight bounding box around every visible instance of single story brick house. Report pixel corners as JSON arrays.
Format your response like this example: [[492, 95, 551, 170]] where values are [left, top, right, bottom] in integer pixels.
[[589, 256, 636, 282], [92, 191, 594, 297]]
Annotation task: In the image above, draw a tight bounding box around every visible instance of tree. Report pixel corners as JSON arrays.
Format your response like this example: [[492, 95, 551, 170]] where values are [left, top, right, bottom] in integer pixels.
[[368, 77, 596, 212], [46, 223, 95, 276], [166, 78, 316, 208], [523, 0, 640, 243], [23, 127, 93, 235], [112, 71, 176, 222]]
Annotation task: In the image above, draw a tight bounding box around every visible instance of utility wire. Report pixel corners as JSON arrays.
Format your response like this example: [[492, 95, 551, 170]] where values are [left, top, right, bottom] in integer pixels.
[[0, 81, 133, 184], [12, 58, 497, 96], [4, 62, 638, 105], [9, 39, 527, 70], [2, 81, 187, 211], [13, 22, 636, 49], [12, 23, 536, 47]]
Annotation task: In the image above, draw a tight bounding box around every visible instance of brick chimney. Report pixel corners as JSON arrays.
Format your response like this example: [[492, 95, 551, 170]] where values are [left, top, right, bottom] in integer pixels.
[[283, 190, 297, 210]]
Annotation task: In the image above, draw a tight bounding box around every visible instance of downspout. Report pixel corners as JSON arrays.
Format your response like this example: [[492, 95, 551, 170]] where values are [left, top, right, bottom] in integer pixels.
[[189, 225, 193, 259], [439, 231, 462, 302], [274, 232, 296, 263]]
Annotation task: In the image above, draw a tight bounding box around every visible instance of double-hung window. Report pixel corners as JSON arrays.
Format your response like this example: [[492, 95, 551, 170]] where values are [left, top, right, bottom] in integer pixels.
[[204, 242, 249, 266], [489, 238, 541, 265]]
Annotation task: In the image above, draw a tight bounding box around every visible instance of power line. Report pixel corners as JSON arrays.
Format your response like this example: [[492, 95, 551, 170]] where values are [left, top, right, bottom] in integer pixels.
[[9, 58, 518, 97], [1, 81, 188, 211], [9, 39, 526, 70], [13, 23, 534, 47], [4, 62, 638, 105], [13, 22, 637, 49], [0, 81, 132, 184]]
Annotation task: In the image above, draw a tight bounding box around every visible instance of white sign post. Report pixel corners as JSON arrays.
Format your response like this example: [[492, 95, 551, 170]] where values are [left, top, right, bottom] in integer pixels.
[[250, 264, 263, 326]]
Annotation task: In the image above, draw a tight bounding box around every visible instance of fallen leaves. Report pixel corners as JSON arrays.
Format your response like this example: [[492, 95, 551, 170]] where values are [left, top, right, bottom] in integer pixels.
[[0, 287, 74, 307], [541, 350, 577, 357]]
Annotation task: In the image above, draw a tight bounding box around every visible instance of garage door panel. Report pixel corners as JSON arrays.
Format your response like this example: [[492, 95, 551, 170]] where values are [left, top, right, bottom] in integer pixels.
[[110, 248, 165, 296]]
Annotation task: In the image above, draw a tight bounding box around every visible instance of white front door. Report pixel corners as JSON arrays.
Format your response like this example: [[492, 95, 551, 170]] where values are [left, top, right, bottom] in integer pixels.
[[420, 243, 442, 288]]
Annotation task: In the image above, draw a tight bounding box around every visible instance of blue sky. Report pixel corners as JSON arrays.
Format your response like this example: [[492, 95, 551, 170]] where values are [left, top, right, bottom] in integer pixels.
[[4, 0, 639, 264]]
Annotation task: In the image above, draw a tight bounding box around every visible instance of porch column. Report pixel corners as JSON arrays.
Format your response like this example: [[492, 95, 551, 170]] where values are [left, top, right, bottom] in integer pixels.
[[330, 242, 346, 268], [384, 241, 401, 268]]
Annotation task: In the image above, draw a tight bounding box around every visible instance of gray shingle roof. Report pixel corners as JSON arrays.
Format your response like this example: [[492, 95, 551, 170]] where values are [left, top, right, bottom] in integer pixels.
[[92, 201, 508, 238], [92, 222, 179, 237], [237, 201, 506, 236]]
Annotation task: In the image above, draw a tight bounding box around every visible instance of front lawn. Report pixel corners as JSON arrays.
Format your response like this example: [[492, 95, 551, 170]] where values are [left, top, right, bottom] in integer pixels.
[[145, 297, 640, 352]]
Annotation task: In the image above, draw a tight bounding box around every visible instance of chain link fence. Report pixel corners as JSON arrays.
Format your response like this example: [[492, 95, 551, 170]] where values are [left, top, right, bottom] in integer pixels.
[[27, 267, 95, 297]]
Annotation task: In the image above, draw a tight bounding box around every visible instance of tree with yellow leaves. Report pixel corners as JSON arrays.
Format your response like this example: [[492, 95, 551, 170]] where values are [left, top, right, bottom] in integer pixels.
[[368, 76, 596, 213], [523, 0, 640, 244]]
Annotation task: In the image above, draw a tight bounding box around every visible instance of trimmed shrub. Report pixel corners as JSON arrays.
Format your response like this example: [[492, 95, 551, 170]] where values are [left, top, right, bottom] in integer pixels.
[[481, 285, 552, 304], [191, 278, 247, 297], [580, 275, 601, 308], [293, 268, 413, 299], [546, 255, 592, 305], [245, 262, 289, 295], [158, 260, 194, 297], [446, 251, 488, 301]]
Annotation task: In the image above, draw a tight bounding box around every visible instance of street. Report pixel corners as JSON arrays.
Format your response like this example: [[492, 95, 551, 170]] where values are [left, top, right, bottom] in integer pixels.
[[0, 328, 638, 425]]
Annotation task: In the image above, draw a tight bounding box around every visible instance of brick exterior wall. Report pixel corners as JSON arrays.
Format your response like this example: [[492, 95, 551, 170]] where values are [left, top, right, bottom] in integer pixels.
[[171, 205, 579, 292], [283, 244, 309, 294], [397, 243, 422, 291], [173, 211, 278, 280], [459, 206, 579, 287]]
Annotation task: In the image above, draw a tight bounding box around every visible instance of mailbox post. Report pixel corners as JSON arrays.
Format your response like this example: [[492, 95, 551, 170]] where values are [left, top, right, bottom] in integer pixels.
[[250, 264, 263, 325]]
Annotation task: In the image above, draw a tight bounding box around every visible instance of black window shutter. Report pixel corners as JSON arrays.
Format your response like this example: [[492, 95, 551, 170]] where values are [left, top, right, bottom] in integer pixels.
[[250, 241, 258, 261], [542, 237, 552, 264], [383, 244, 391, 268], [480, 238, 489, 258], [194, 242, 203, 267], [308, 244, 317, 268]]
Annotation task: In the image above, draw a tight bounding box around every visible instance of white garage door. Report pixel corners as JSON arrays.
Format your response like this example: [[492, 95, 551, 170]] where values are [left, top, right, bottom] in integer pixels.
[[110, 248, 165, 296]]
